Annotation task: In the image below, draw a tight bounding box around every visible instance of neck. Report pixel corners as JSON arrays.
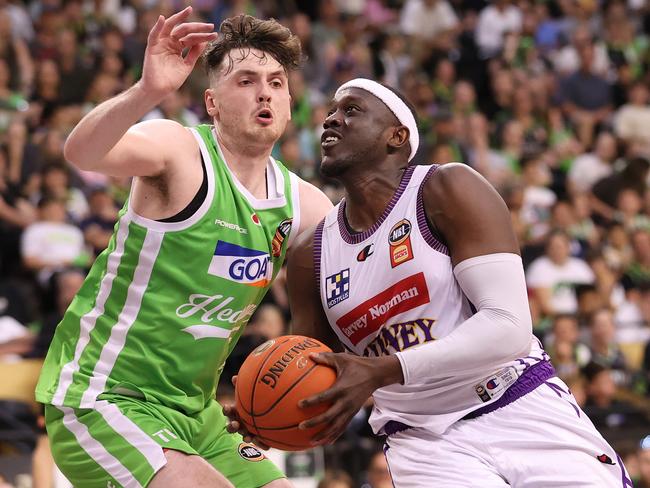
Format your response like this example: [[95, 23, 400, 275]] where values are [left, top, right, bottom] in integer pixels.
[[215, 127, 271, 199], [341, 163, 408, 232]]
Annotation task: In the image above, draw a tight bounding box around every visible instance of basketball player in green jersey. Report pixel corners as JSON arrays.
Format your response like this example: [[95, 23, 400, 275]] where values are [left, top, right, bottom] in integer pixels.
[[35, 8, 332, 488]]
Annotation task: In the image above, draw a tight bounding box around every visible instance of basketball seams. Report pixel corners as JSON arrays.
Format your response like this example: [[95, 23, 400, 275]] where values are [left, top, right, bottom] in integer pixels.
[[253, 363, 319, 417], [248, 336, 292, 436], [235, 335, 335, 450], [249, 363, 329, 428]]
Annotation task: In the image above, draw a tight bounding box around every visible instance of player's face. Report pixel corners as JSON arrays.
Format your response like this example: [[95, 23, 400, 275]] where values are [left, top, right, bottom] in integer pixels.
[[207, 49, 291, 148], [320, 88, 395, 178]]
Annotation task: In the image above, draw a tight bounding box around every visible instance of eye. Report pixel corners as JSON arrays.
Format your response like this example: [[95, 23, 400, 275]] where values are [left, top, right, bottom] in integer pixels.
[[327, 108, 336, 117], [345, 105, 359, 115], [239, 79, 252, 86], [271, 79, 283, 88]]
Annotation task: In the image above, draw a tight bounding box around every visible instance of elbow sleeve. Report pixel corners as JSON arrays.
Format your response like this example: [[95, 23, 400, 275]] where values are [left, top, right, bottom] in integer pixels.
[[396, 253, 533, 385]]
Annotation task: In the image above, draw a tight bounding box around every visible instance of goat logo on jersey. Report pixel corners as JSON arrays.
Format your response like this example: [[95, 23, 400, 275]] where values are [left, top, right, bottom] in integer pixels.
[[208, 241, 272, 287], [388, 219, 414, 268], [335, 272, 429, 346], [326, 269, 350, 308], [271, 218, 293, 257]]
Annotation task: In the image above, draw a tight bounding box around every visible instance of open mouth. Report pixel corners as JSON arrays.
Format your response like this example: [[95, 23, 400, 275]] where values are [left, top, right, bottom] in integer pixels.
[[256, 109, 273, 124], [321, 131, 342, 148]]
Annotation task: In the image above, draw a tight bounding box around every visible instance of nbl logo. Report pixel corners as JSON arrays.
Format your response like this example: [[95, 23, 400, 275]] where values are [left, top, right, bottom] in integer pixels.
[[208, 241, 272, 287]]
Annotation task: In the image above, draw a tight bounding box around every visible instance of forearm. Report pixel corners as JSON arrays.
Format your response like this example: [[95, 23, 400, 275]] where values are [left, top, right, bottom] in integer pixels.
[[396, 253, 532, 384], [63, 82, 164, 169]]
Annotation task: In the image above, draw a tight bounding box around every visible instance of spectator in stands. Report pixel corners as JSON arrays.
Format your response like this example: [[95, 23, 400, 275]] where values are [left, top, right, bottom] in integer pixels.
[[20, 197, 87, 285], [526, 230, 595, 316], [614, 81, 650, 152], [558, 41, 613, 147], [79, 187, 117, 257], [635, 437, 650, 488], [475, 0, 522, 59], [588, 308, 629, 385], [567, 130, 617, 195], [624, 229, 650, 289], [591, 157, 650, 223], [317, 470, 354, 488], [39, 163, 88, 223], [399, 0, 459, 44], [360, 450, 392, 488], [545, 314, 591, 380], [582, 361, 648, 431]]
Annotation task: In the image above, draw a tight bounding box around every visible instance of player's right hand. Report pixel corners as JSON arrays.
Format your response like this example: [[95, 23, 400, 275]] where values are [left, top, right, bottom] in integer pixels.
[[140, 6, 218, 99], [222, 376, 272, 450]]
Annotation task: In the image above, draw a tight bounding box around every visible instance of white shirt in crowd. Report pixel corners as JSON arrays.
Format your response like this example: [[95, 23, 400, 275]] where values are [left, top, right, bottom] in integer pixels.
[[476, 4, 522, 58], [526, 256, 595, 314], [567, 153, 613, 193], [400, 0, 459, 41]]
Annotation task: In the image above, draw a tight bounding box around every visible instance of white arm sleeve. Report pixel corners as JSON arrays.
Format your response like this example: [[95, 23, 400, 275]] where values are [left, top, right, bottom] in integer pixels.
[[395, 253, 532, 385]]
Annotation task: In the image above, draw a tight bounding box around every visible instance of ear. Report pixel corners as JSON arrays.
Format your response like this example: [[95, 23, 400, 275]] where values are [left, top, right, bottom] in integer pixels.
[[387, 126, 409, 153], [204, 88, 218, 118], [288, 94, 292, 121]]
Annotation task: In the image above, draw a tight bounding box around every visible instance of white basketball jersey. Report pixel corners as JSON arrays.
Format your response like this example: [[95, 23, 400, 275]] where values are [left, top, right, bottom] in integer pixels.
[[315, 165, 547, 435]]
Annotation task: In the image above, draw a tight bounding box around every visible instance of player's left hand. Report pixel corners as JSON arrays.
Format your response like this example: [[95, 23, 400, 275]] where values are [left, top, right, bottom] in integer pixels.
[[298, 352, 403, 445]]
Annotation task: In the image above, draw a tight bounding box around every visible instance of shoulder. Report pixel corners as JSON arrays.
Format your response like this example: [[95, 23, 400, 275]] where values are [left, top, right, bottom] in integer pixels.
[[296, 177, 334, 235], [129, 119, 199, 155], [423, 163, 490, 206]]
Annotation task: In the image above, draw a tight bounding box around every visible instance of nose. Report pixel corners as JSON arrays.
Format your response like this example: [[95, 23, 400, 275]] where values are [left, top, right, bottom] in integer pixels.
[[258, 83, 272, 103], [323, 109, 342, 129]]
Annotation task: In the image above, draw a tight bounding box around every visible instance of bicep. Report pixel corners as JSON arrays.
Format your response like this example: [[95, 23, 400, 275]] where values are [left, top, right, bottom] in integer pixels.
[[425, 164, 519, 266], [86, 120, 196, 178]]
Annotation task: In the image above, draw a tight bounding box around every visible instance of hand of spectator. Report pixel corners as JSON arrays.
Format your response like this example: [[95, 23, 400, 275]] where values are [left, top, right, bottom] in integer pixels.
[[141, 7, 218, 99], [223, 376, 272, 450], [297, 352, 402, 446]]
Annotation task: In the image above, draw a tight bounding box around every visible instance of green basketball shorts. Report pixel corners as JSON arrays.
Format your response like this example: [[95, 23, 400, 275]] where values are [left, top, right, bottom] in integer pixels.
[[44, 396, 284, 488]]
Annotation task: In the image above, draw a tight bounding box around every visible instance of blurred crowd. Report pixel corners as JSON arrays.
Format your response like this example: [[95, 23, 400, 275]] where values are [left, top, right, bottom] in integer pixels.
[[0, 0, 650, 486]]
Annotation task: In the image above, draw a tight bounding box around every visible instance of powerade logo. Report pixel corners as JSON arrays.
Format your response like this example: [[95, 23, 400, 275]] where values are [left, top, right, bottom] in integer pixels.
[[208, 241, 272, 287]]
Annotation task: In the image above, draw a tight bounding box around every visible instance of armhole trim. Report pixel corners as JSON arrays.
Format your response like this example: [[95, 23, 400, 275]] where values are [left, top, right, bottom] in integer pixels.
[[313, 219, 326, 300], [416, 164, 450, 256], [287, 172, 302, 249]]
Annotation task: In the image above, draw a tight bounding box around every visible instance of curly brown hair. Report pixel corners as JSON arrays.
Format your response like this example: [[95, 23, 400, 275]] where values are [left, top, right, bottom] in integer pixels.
[[202, 14, 302, 80]]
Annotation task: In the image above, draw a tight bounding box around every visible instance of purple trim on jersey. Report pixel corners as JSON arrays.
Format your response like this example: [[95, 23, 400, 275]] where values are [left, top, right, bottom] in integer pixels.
[[313, 219, 325, 294], [383, 420, 411, 436], [544, 380, 581, 417], [617, 454, 634, 487], [416, 165, 449, 255], [463, 360, 556, 420], [337, 166, 415, 244]]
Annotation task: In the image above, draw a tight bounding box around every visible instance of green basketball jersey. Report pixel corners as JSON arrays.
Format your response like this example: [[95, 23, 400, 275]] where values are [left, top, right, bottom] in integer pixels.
[[36, 125, 300, 414]]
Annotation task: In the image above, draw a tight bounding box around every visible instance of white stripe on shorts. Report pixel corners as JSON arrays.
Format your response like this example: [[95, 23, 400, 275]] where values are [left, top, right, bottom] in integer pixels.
[[95, 400, 167, 472], [58, 406, 143, 488]]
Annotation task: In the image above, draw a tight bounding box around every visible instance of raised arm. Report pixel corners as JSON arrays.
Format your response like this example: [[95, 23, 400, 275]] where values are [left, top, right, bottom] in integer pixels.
[[63, 7, 217, 177]]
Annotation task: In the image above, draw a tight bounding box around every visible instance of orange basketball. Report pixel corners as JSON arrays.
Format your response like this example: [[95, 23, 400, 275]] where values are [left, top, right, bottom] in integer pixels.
[[234, 335, 337, 451]]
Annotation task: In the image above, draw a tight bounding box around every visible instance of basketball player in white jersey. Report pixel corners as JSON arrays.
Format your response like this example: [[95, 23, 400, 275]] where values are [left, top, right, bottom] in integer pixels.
[[278, 79, 630, 486]]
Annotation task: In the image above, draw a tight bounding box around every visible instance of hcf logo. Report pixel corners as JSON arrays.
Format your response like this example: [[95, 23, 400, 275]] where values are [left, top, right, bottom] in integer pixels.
[[208, 241, 272, 287]]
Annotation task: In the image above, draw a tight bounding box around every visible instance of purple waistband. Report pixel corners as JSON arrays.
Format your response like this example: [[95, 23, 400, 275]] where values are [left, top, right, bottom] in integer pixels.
[[462, 360, 555, 420], [381, 360, 556, 435]]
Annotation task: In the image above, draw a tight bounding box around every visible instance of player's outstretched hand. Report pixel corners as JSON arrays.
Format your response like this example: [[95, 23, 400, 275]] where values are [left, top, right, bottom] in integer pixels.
[[297, 352, 404, 446], [141, 6, 218, 99], [222, 376, 271, 450]]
